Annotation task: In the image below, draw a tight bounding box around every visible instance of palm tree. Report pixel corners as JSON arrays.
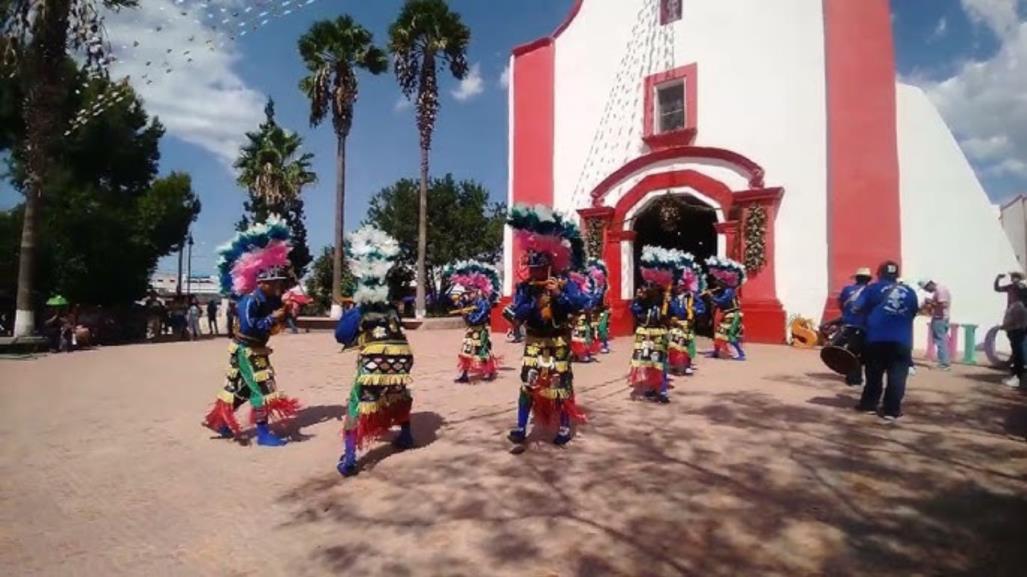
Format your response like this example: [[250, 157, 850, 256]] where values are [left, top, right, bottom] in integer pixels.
[[2, 0, 136, 336], [298, 16, 387, 318], [389, 0, 470, 318], [235, 99, 317, 275], [235, 100, 316, 205]]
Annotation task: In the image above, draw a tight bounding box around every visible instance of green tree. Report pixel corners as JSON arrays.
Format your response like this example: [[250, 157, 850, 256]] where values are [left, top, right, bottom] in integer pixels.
[[305, 244, 356, 315], [388, 0, 471, 317], [298, 15, 387, 316], [365, 174, 504, 313], [1, 0, 138, 335], [234, 99, 316, 277], [1, 72, 200, 307]]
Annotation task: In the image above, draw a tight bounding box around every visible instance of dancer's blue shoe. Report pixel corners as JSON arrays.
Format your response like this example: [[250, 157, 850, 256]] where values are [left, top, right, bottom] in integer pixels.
[[337, 452, 358, 477], [393, 426, 415, 451], [256, 423, 288, 447]]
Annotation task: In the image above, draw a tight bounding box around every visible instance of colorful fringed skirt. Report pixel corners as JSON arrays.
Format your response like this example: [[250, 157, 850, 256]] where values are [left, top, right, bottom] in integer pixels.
[[204, 342, 301, 436], [519, 334, 587, 427], [629, 326, 669, 392], [667, 319, 696, 372], [570, 314, 595, 360], [715, 311, 744, 344], [347, 340, 414, 448], [458, 324, 498, 379]]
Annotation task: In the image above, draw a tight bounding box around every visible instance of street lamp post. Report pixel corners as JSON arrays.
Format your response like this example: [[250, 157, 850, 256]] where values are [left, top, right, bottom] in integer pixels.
[[186, 234, 194, 296]]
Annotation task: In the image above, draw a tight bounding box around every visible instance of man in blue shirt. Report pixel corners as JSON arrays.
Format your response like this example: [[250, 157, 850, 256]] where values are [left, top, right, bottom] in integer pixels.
[[837, 267, 872, 385], [853, 261, 919, 421]]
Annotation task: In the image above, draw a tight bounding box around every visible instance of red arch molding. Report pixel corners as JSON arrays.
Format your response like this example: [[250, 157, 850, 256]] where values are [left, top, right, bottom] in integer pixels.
[[589, 146, 766, 207], [513, 0, 584, 56]]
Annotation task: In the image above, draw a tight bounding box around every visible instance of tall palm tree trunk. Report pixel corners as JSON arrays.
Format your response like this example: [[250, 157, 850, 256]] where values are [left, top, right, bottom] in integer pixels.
[[14, 0, 72, 337], [415, 145, 429, 318], [331, 134, 347, 319]]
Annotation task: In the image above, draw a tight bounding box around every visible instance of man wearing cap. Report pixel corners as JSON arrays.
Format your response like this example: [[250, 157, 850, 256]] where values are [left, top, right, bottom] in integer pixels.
[[996, 272, 1027, 387], [919, 279, 952, 371], [837, 267, 873, 385], [854, 261, 919, 421]]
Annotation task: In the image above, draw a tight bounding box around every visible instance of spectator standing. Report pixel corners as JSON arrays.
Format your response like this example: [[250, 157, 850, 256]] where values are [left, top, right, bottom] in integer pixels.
[[919, 279, 952, 371], [187, 297, 202, 340], [207, 299, 219, 336], [226, 300, 237, 339], [996, 272, 1027, 387]]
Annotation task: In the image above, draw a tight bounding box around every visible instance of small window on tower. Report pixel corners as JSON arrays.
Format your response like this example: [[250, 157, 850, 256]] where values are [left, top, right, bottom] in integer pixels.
[[656, 80, 686, 133], [661, 0, 682, 24]]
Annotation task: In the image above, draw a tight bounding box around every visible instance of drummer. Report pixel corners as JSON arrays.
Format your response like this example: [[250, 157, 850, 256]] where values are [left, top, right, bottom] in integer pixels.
[[837, 267, 872, 386]]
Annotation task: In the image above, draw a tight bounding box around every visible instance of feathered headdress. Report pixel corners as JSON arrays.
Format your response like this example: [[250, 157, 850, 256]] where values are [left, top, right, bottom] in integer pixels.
[[676, 252, 705, 293], [443, 260, 501, 303], [216, 215, 292, 297], [347, 225, 400, 306], [705, 256, 747, 289], [640, 246, 685, 289], [586, 258, 609, 298], [507, 204, 585, 274]]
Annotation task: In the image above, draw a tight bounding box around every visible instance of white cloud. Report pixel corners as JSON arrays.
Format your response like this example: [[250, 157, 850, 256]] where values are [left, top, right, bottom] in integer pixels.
[[451, 63, 484, 102], [960, 0, 1021, 37], [102, 0, 266, 171], [499, 63, 510, 89], [929, 17, 949, 41], [394, 95, 412, 112], [912, 6, 1027, 188]]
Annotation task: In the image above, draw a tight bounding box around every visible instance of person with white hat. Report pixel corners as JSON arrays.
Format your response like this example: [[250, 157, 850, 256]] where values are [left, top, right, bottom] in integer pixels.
[[918, 278, 952, 371], [836, 267, 873, 386]]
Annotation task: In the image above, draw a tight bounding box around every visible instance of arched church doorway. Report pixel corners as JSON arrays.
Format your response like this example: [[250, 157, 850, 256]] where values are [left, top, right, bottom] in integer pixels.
[[631, 193, 718, 334]]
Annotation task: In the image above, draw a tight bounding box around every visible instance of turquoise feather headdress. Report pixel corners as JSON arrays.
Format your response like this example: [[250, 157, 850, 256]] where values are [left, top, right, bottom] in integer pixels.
[[216, 215, 292, 298], [507, 203, 585, 273], [443, 260, 501, 303], [705, 256, 747, 289]]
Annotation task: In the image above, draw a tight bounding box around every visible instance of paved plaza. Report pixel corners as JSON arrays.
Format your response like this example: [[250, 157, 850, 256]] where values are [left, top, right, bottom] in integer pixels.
[[1, 329, 1025, 576]]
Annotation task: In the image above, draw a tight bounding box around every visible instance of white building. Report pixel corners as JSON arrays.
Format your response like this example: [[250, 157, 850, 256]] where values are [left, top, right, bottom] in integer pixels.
[[1000, 196, 1027, 270], [497, 0, 1018, 349], [149, 272, 221, 300]]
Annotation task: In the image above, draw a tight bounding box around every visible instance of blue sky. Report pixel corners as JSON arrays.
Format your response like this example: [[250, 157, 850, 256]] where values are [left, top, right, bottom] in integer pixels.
[[2, 0, 1025, 276]]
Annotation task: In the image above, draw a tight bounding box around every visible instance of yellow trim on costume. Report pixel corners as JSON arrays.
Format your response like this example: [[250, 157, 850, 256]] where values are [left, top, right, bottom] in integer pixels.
[[253, 369, 272, 382], [357, 373, 414, 386], [217, 390, 236, 403], [361, 341, 413, 357], [634, 327, 669, 338]]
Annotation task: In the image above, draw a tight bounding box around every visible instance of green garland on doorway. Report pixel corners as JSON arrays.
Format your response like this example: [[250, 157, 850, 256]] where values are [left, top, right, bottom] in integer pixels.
[[744, 205, 767, 272], [585, 217, 604, 260]]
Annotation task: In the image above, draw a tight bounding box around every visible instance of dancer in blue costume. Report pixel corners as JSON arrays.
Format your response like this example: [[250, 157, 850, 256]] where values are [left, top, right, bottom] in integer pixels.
[[668, 253, 706, 376], [444, 260, 502, 383], [334, 226, 415, 477], [203, 216, 300, 447], [507, 204, 590, 446], [705, 257, 748, 361]]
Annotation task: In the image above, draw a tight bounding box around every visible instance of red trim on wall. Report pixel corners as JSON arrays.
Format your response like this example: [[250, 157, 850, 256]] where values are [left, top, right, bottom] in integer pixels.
[[822, 0, 901, 322], [642, 63, 698, 150], [589, 146, 766, 207], [512, 0, 584, 55]]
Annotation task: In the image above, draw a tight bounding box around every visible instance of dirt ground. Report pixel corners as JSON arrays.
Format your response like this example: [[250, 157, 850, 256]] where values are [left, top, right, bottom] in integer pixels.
[[1, 329, 1025, 577]]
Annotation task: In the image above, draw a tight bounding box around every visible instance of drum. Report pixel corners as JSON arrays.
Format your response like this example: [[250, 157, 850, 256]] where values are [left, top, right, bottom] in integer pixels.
[[820, 326, 864, 375]]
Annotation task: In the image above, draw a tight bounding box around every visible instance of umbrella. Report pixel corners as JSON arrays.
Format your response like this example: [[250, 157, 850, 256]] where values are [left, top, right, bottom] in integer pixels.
[[46, 295, 69, 306]]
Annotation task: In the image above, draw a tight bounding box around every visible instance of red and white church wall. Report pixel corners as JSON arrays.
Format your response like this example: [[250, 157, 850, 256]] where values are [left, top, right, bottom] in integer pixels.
[[497, 0, 1018, 348]]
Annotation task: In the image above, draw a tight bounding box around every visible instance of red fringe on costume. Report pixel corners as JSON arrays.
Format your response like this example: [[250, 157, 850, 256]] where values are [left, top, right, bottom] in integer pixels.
[[589, 338, 603, 355], [457, 355, 500, 379], [570, 340, 591, 361], [529, 390, 588, 428], [203, 399, 241, 435], [355, 398, 412, 448], [629, 366, 664, 393], [248, 395, 301, 425], [668, 349, 691, 372]]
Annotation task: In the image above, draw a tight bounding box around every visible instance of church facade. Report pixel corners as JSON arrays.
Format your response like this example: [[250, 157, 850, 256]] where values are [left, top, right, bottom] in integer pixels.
[[495, 0, 1018, 347]]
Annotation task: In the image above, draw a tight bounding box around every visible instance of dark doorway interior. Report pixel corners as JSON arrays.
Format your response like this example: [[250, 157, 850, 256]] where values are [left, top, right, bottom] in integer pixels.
[[632, 194, 718, 335]]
